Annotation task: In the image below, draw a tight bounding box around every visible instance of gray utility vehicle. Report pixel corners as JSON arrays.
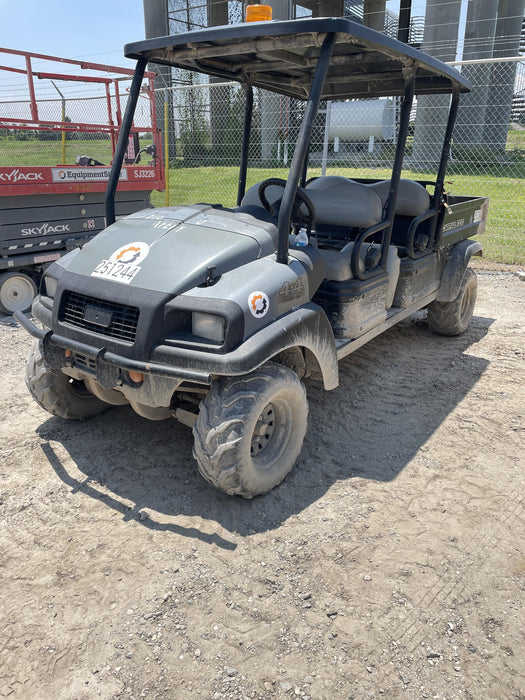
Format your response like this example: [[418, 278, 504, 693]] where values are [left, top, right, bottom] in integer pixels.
[[16, 18, 488, 498]]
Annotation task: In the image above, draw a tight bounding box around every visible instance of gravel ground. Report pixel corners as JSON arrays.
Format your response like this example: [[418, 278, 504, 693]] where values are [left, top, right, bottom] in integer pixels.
[[0, 269, 523, 700]]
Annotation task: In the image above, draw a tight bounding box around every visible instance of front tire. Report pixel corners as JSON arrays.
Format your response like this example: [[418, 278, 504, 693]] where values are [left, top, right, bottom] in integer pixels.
[[25, 339, 110, 420], [427, 268, 477, 336], [193, 362, 308, 498]]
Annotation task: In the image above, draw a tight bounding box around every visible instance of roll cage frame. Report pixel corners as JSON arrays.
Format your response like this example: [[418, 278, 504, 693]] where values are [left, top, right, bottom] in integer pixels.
[[106, 18, 470, 270]]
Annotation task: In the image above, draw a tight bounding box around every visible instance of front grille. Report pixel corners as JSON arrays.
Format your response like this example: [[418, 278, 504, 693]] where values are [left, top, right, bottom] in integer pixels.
[[60, 290, 140, 343]]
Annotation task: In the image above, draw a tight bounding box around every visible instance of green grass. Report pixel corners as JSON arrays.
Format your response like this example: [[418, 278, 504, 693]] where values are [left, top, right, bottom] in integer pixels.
[[153, 163, 525, 265], [506, 128, 525, 150], [2, 135, 524, 264], [0, 136, 154, 167]]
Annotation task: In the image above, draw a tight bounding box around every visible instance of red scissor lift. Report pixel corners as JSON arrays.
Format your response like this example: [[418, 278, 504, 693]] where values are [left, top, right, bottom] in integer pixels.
[[0, 47, 164, 313]]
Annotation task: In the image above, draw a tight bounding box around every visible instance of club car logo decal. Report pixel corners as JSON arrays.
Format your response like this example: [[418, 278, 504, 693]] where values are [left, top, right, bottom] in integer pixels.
[[91, 242, 150, 284], [248, 291, 269, 318]]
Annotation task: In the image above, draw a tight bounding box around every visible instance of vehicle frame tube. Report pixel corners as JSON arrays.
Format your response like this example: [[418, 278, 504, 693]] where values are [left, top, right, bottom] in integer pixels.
[[237, 84, 254, 206], [105, 56, 147, 226], [380, 67, 415, 267], [276, 33, 336, 265], [432, 86, 461, 246]]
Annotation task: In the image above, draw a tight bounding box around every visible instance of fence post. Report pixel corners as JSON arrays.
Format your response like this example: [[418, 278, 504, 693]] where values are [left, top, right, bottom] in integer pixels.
[[164, 89, 170, 207], [51, 81, 66, 165]]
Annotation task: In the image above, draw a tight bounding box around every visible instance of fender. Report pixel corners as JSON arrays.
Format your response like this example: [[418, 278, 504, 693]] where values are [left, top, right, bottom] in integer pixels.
[[151, 302, 340, 390], [436, 239, 482, 302]]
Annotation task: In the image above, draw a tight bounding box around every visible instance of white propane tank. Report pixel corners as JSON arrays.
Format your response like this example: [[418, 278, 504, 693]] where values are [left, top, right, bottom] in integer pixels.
[[328, 99, 395, 142]]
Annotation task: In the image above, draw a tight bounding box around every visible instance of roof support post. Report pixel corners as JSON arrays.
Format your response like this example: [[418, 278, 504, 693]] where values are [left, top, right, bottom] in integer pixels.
[[380, 67, 415, 266], [237, 85, 254, 206], [431, 85, 461, 245], [363, 0, 386, 32], [276, 32, 336, 265], [435, 85, 460, 197], [397, 0, 412, 43], [105, 57, 147, 226]]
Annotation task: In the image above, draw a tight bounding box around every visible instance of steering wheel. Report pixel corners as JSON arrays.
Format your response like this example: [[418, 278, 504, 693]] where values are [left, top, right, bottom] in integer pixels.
[[258, 177, 316, 231]]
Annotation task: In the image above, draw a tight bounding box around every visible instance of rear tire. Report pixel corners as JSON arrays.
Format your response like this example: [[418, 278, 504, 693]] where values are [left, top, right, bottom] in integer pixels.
[[193, 362, 308, 498], [25, 339, 110, 420], [427, 268, 477, 336], [0, 272, 37, 315]]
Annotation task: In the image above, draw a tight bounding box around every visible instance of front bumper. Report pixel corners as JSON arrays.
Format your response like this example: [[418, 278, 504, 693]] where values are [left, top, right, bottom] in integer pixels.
[[15, 296, 337, 389], [15, 309, 212, 387]]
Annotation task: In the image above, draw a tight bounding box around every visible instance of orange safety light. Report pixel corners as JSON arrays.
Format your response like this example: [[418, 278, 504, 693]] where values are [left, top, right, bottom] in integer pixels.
[[246, 2, 272, 22], [129, 371, 144, 384]]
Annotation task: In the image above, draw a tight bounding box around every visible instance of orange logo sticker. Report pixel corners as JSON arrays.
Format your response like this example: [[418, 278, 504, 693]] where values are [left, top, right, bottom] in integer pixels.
[[248, 291, 269, 318], [110, 242, 150, 265]]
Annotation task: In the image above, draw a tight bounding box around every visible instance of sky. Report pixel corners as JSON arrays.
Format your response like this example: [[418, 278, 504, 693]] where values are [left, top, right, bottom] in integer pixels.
[[0, 0, 470, 107], [0, 0, 155, 113], [0, 0, 148, 69], [0, 0, 431, 68]]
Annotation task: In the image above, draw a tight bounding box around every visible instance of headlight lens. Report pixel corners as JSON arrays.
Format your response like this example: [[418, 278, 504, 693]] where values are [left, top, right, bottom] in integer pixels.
[[192, 312, 225, 343], [44, 275, 58, 299]]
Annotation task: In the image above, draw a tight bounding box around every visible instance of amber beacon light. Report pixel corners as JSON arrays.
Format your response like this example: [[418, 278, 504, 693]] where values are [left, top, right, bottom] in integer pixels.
[[246, 2, 272, 22]]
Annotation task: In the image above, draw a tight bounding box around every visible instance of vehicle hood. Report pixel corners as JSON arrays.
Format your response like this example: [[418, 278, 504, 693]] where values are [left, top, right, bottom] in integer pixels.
[[61, 205, 277, 295]]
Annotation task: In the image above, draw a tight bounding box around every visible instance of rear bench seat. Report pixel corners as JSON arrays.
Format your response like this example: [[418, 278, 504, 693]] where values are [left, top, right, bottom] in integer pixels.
[[366, 178, 430, 217]]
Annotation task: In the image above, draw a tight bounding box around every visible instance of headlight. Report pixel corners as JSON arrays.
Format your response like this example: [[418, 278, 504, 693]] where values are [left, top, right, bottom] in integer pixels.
[[43, 275, 58, 299], [192, 312, 225, 343]]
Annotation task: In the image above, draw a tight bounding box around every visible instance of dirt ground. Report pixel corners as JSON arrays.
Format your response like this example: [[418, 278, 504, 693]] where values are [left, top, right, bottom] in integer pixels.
[[0, 269, 523, 700]]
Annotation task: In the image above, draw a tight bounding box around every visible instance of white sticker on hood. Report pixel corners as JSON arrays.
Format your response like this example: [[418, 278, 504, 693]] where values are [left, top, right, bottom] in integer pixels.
[[248, 291, 269, 318], [91, 241, 150, 284]]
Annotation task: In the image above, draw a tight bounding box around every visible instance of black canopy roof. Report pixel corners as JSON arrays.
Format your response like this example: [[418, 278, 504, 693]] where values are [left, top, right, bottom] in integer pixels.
[[125, 17, 470, 100]]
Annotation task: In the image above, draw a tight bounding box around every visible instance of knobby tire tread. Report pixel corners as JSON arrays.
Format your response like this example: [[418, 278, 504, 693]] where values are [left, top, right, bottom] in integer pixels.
[[193, 362, 307, 498]]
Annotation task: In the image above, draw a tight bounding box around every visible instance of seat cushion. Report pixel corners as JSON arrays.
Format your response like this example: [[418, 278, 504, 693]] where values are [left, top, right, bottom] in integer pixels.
[[367, 179, 430, 217], [319, 246, 364, 282], [319, 243, 400, 310], [306, 176, 383, 229]]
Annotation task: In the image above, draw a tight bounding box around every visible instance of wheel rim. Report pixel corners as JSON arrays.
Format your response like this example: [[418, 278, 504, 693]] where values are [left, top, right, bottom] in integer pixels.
[[251, 402, 277, 455], [0, 274, 36, 313], [250, 398, 293, 468]]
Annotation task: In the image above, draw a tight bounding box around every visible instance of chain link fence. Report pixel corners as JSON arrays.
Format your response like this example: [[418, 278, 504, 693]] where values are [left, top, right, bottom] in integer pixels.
[[0, 91, 158, 168], [154, 57, 524, 264], [1, 52, 522, 264], [0, 46, 159, 170]]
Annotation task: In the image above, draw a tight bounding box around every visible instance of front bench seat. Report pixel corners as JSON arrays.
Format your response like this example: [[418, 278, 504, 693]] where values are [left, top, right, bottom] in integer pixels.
[[241, 177, 384, 230], [305, 176, 383, 229]]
